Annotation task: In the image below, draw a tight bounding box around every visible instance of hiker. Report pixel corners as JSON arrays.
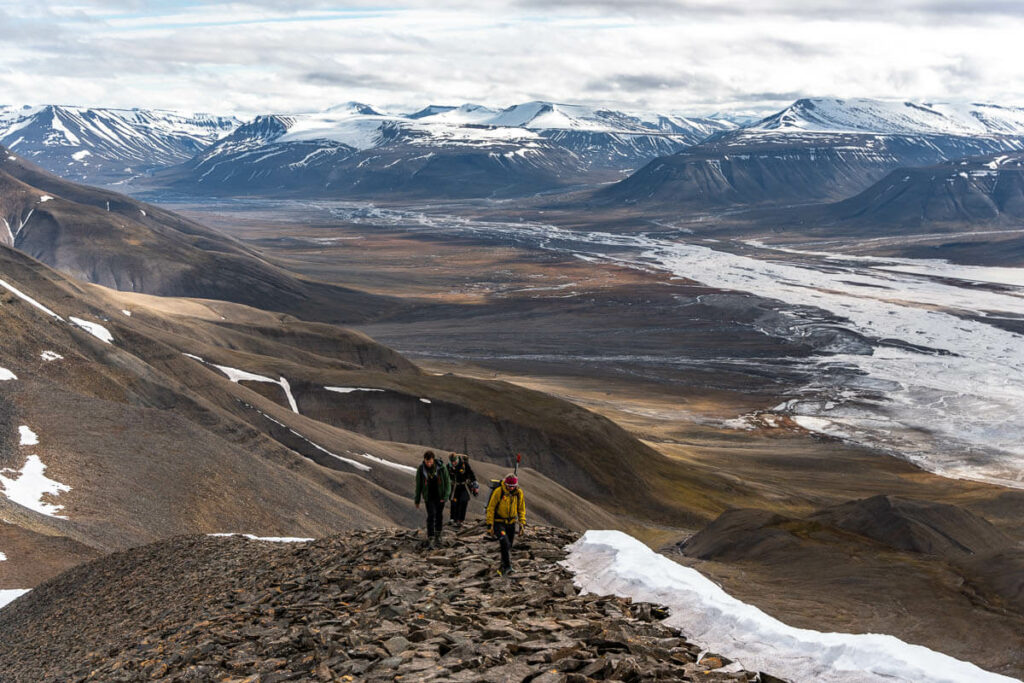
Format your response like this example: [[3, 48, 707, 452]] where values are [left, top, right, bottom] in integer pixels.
[[447, 452, 477, 527], [485, 474, 526, 575], [414, 450, 451, 547]]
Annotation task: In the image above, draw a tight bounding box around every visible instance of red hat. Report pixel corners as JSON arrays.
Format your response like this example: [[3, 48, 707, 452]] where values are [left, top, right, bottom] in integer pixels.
[[503, 475, 518, 490]]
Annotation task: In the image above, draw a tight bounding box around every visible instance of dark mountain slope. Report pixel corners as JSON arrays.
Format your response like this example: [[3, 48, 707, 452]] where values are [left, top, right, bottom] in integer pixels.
[[599, 131, 1024, 209], [677, 497, 1024, 676], [0, 147, 396, 323], [818, 152, 1024, 228]]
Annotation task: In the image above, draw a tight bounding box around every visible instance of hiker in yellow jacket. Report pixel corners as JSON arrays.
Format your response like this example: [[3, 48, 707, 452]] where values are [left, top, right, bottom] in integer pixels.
[[486, 474, 526, 575]]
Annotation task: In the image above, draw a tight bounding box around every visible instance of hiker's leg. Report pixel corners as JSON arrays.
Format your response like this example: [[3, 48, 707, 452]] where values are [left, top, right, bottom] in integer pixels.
[[424, 502, 434, 538], [454, 489, 469, 522], [497, 522, 513, 569], [433, 501, 445, 537]]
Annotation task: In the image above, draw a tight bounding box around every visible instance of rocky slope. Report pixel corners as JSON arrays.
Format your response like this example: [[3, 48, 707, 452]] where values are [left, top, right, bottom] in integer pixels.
[[0, 524, 763, 683]]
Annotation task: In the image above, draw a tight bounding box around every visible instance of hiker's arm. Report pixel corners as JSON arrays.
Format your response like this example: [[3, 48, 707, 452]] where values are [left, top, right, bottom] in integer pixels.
[[518, 490, 527, 527], [414, 468, 422, 507], [485, 489, 497, 528]]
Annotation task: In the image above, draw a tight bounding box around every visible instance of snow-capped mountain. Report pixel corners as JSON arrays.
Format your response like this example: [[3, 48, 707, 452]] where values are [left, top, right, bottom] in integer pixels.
[[602, 98, 1024, 208], [750, 98, 1024, 136], [0, 105, 240, 185], [157, 101, 735, 198]]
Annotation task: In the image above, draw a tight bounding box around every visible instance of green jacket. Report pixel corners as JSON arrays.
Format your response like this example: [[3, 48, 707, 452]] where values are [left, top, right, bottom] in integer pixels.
[[414, 462, 451, 504]]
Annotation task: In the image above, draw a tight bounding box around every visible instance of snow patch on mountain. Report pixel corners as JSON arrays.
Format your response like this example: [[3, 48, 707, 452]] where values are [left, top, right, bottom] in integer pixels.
[[68, 317, 113, 344], [0, 455, 71, 518], [18, 426, 38, 446], [566, 530, 1018, 683]]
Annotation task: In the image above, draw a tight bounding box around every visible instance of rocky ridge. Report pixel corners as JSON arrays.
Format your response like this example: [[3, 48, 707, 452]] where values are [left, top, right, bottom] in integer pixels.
[[0, 524, 767, 683]]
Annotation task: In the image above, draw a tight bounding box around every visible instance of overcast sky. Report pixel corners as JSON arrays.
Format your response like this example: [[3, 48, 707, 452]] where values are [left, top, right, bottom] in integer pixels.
[[2, 1, 1023, 118]]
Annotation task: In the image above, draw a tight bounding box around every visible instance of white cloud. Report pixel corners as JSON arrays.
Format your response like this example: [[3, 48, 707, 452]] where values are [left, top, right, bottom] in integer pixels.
[[0, 1, 1022, 117]]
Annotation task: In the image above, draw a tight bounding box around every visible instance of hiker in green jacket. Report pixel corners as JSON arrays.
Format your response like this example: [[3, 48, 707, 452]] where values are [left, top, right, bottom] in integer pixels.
[[414, 450, 452, 548]]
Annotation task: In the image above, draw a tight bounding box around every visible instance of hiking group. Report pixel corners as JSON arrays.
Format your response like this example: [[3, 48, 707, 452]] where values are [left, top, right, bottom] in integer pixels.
[[414, 450, 527, 575]]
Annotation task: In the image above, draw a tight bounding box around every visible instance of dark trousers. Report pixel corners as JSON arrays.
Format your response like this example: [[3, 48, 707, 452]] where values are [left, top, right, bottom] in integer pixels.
[[451, 486, 470, 523], [494, 521, 517, 569], [425, 499, 445, 538]]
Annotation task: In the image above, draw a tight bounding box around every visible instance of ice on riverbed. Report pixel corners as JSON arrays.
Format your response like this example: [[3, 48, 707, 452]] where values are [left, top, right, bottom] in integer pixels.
[[565, 530, 1017, 683], [0, 368, 16, 381], [0, 455, 71, 518]]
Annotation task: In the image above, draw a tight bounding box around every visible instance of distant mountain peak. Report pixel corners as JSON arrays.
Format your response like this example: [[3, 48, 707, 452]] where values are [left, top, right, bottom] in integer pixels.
[[324, 101, 382, 116], [749, 97, 1024, 136]]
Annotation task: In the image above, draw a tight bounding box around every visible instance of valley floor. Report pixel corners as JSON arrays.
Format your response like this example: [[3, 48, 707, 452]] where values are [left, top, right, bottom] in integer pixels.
[[161, 197, 1024, 677]]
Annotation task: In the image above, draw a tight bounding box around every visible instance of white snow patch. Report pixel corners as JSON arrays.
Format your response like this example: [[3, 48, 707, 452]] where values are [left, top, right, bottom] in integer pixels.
[[358, 452, 416, 474], [40, 351, 63, 362], [565, 531, 1016, 683], [68, 316, 113, 344], [210, 363, 299, 414], [121, 309, 131, 317], [0, 589, 29, 610], [71, 150, 91, 161], [0, 278, 62, 319], [18, 426, 38, 446], [208, 533, 313, 543], [0, 551, 5, 561], [182, 352, 205, 362], [0, 368, 15, 381], [419, 398, 432, 404], [38, 195, 52, 203], [0, 454, 71, 518], [325, 386, 385, 394]]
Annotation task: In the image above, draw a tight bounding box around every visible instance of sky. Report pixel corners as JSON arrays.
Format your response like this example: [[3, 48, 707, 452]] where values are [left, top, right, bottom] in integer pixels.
[[1, 1, 1023, 119]]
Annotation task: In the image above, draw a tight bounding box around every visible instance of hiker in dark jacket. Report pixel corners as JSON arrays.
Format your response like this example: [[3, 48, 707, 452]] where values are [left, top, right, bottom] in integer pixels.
[[414, 450, 452, 548], [447, 452, 477, 527], [485, 474, 527, 575]]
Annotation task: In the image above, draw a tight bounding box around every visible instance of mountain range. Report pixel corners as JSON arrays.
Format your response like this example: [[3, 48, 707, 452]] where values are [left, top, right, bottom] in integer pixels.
[[599, 99, 1024, 209], [0, 105, 239, 185]]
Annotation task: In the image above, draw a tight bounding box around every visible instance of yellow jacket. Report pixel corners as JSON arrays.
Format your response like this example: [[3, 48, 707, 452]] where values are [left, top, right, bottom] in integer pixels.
[[486, 483, 526, 526]]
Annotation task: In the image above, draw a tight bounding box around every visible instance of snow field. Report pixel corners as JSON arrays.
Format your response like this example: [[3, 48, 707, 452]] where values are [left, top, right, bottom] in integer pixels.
[[565, 531, 1018, 683]]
